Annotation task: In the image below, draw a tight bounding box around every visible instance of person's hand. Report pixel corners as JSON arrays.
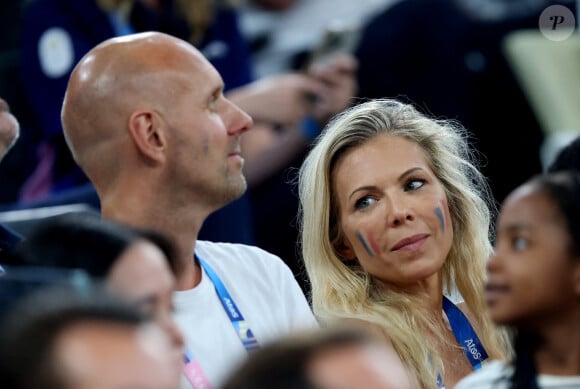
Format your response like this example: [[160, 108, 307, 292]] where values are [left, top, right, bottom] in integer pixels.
[[307, 53, 358, 124], [227, 73, 323, 127], [0, 97, 20, 161]]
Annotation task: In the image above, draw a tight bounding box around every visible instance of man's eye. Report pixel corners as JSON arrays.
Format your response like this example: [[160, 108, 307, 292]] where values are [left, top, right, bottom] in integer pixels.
[[209, 94, 219, 108], [355, 196, 376, 210], [405, 179, 425, 191]]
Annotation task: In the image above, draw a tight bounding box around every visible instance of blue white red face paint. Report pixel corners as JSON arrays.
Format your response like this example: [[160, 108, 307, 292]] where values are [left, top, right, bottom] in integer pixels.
[[356, 229, 379, 257], [434, 204, 445, 232]]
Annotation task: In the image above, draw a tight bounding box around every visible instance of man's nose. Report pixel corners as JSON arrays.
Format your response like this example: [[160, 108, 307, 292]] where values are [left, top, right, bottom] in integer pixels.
[[225, 99, 253, 136]]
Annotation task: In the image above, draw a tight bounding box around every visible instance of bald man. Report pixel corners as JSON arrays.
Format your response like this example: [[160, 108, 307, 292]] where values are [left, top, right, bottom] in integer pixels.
[[0, 97, 23, 266], [61, 32, 317, 388]]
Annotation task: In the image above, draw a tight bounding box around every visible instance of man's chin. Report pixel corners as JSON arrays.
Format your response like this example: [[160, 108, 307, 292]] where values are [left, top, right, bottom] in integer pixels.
[[234, 177, 248, 198], [221, 177, 247, 205]]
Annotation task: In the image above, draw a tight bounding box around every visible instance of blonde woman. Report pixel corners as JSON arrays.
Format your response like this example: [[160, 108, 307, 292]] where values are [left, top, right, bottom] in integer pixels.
[[298, 99, 509, 388]]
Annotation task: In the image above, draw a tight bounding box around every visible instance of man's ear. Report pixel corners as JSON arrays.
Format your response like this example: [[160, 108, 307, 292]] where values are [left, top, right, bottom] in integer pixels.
[[127, 110, 167, 163], [333, 236, 356, 261]]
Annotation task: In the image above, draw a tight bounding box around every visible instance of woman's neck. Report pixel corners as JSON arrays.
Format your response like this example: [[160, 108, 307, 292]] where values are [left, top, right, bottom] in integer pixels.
[[395, 272, 444, 314]]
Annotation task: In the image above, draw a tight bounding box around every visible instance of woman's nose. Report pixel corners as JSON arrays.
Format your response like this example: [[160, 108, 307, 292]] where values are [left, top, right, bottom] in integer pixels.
[[386, 195, 414, 227]]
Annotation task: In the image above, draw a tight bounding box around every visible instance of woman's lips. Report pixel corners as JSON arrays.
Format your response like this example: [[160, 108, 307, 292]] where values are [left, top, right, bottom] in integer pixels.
[[391, 233, 429, 252]]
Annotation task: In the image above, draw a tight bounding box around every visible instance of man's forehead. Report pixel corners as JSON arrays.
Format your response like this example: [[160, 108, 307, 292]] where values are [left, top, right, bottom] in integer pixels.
[[140, 44, 219, 88], [170, 56, 224, 93]]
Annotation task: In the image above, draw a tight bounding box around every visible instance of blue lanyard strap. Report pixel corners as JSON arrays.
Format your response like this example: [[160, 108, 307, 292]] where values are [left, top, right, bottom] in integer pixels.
[[196, 254, 260, 352], [442, 296, 488, 370]]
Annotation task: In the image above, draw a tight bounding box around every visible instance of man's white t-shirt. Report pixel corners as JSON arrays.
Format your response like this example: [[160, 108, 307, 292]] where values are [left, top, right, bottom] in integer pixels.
[[174, 240, 318, 388]]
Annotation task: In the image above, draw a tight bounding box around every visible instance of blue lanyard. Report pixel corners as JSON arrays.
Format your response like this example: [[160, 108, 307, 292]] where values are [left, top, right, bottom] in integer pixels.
[[196, 254, 260, 352], [437, 296, 489, 388], [442, 296, 488, 369], [181, 255, 260, 389]]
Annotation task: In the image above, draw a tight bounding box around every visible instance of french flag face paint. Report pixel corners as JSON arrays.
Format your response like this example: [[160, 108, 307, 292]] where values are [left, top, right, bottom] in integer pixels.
[[356, 230, 380, 257], [434, 205, 445, 232]]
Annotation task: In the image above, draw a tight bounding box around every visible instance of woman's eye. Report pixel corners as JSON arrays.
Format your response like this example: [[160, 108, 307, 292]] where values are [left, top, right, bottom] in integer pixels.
[[511, 237, 528, 251], [354, 196, 376, 210], [405, 179, 425, 191]]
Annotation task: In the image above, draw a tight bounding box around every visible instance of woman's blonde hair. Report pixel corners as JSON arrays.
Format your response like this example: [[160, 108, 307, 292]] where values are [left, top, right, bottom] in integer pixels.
[[298, 99, 509, 388]]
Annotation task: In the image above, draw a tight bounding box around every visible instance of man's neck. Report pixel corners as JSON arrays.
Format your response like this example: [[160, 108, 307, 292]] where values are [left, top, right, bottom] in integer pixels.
[[101, 196, 207, 290], [174, 255, 202, 290], [168, 232, 202, 290]]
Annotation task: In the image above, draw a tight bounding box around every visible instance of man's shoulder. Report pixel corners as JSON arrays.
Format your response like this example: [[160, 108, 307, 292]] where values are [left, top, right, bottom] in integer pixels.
[[195, 240, 286, 270], [196, 240, 277, 256], [194, 241, 305, 301], [194, 241, 317, 329]]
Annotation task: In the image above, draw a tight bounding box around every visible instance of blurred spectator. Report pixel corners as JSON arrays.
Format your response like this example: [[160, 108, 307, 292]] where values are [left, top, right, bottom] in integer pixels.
[[456, 171, 580, 388], [239, 0, 392, 78], [6, 212, 184, 350], [0, 285, 182, 389], [222, 327, 416, 389]]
